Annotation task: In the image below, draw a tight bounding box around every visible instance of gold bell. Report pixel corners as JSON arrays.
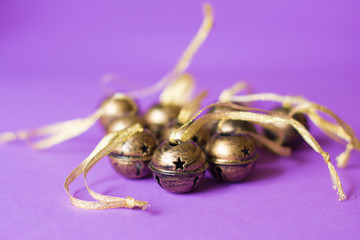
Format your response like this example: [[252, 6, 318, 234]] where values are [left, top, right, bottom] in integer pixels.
[[99, 94, 138, 128], [144, 104, 181, 138], [149, 140, 208, 193], [264, 106, 309, 148], [205, 132, 258, 182], [109, 129, 158, 179]]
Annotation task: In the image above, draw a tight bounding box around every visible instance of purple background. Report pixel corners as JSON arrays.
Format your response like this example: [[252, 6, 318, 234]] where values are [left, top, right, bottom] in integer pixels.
[[1, 0, 360, 239]]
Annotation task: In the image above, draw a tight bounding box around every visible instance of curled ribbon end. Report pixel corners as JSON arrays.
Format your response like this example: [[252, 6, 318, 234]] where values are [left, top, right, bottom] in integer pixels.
[[203, 3, 213, 17], [338, 194, 347, 202], [336, 144, 353, 168], [336, 157, 348, 169], [219, 82, 249, 102], [0, 132, 16, 144], [140, 202, 150, 211], [126, 197, 149, 210], [325, 156, 347, 201], [0, 131, 28, 144]]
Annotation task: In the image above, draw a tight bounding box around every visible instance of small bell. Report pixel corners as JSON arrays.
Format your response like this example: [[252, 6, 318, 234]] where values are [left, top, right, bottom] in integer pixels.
[[144, 104, 181, 138], [149, 140, 208, 193], [205, 132, 258, 182], [109, 129, 158, 179], [161, 120, 211, 148], [99, 94, 138, 128], [264, 106, 309, 148], [106, 116, 145, 134]]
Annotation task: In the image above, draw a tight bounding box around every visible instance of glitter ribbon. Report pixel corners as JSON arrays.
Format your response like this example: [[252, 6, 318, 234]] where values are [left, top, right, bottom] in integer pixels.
[[64, 123, 149, 210], [178, 90, 208, 124], [0, 94, 135, 149], [0, 4, 214, 149], [230, 93, 360, 168], [218, 82, 286, 142], [169, 102, 347, 201], [119, 3, 213, 100], [219, 82, 253, 102], [159, 73, 196, 107]]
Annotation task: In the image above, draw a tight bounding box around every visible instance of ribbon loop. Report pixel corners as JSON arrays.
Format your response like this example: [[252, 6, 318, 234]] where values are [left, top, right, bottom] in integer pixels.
[[170, 102, 347, 201], [64, 124, 149, 210], [230, 92, 360, 168], [0, 4, 214, 150], [219, 82, 252, 102], [124, 3, 214, 99]]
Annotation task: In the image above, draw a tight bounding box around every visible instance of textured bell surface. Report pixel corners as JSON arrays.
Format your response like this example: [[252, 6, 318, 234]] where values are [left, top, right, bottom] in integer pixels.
[[99, 95, 138, 127], [161, 120, 211, 148], [149, 140, 208, 193], [144, 104, 181, 138], [109, 129, 158, 179], [106, 116, 145, 134], [264, 106, 309, 148], [205, 132, 258, 182]]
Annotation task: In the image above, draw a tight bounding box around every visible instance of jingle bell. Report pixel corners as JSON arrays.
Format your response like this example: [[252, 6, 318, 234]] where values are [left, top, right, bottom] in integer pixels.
[[205, 132, 258, 182], [149, 140, 208, 193], [144, 104, 181, 138], [106, 116, 145, 134], [100, 94, 138, 127], [161, 120, 211, 148], [264, 106, 309, 148], [109, 129, 157, 179]]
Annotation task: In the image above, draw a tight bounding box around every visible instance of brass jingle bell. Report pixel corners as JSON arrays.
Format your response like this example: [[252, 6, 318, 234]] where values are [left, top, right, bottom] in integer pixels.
[[99, 95, 138, 128], [109, 129, 158, 179], [264, 106, 309, 148], [106, 116, 145, 134], [161, 120, 211, 148], [149, 140, 208, 193], [144, 104, 181, 138], [205, 132, 258, 182]]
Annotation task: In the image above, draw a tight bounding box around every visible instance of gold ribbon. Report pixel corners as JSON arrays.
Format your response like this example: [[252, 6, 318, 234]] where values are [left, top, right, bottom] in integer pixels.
[[172, 103, 294, 156], [170, 102, 347, 201], [160, 73, 195, 107], [64, 123, 149, 210], [177, 90, 208, 124], [230, 93, 360, 168], [102, 4, 213, 100], [218, 83, 286, 143], [0, 4, 214, 150], [119, 3, 214, 99], [0, 93, 135, 149], [219, 82, 252, 102]]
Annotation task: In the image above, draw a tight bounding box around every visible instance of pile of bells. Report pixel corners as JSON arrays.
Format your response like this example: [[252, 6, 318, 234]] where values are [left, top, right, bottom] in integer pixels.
[[1, 3, 357, 210], [100, 92, 308, 194]]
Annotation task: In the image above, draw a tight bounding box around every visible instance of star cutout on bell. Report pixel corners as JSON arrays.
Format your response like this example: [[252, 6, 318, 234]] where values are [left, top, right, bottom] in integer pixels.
[[241, 145, 250, 158], [140, 144, 149, 155], [173, 157, 186, 170]]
